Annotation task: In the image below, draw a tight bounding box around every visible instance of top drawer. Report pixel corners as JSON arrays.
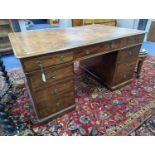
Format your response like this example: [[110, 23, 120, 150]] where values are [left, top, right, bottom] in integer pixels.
[[111, 34, 144, 50], [74, 41, 111, 60], [21, 51, 73, 73], [74, 34, 144, 60]]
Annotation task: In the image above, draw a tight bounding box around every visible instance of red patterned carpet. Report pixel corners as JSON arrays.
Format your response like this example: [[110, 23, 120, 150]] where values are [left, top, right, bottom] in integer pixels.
[[0, 57, 155, 136]]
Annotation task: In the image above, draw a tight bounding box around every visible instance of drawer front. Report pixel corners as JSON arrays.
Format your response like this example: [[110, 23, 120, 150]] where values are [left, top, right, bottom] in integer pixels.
[[113, 62, 136, 85], [74, 34, 144, 60], [34, 89, 74, 119], [111, 34, 144, 50], [51, 78, 74, 95], [22, 51, 73, 73], [74, 42, 111, 59], [27, 63, 74, 91], [117, 45, 141, 63]]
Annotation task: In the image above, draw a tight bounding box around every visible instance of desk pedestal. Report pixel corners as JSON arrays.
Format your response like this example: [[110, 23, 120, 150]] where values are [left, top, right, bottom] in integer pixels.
[[80, 45, 140, 90]]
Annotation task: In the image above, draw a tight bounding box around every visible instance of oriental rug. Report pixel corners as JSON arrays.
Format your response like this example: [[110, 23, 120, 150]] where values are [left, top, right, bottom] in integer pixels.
[[0, 57, 155, 136]]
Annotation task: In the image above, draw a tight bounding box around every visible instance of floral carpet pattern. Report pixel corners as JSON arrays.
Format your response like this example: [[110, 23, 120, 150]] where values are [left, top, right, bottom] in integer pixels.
[[0, 57, 155, 136]]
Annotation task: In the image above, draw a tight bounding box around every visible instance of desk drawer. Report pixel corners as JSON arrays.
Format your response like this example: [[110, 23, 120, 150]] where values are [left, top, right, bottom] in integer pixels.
[[34, 89, 74, 119], [74, 42, 111, 59], [111, 34, 144, 50], [51, 78, 74, 95], [117, 45, 140, 63], [27, 63, 74, 91], [22, 51, 73, 73]]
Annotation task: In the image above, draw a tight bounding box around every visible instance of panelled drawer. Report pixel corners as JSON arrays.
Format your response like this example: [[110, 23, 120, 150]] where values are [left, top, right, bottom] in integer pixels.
[[111, 34, 144, 50], [34, 89, 74, 118], [112, 62, 136, 85], [116, 45, 141, 63], [74, 42, 111, 59], [22, 51, 73, 73], [27, 63, 74, 91], [51, 78, 74, 95]]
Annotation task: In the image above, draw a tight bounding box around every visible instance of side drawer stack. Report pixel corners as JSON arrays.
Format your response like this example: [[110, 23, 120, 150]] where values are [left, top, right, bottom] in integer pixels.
[[20, 51, 75, 121], [111, 45, 141, 86]]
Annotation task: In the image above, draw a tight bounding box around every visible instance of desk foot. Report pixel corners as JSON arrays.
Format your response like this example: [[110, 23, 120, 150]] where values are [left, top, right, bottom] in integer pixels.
[[31, 105, 76, 125]]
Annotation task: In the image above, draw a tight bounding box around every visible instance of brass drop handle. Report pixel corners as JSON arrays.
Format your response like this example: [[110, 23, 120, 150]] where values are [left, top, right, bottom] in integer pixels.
[[53, 88, 58, 94], [85, 50, 90, 55], [52, 75, 56, 79], [50, 72, 56, 79], [36, 61, 47, 82]]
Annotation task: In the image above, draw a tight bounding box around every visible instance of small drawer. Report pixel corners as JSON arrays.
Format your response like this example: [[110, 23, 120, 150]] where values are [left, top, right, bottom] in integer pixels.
[[74, 42, 111, 59], [22, 51, 73, 73], [111, 37, 133, 50], [117, 45, 141, 63], [136, 34, 145, 43], [111, 34, 144, 50], [126, 34, 144, 45], [35, 90, 74, 119], [27, 63, 74, 91], [111, 38, 123, 49]]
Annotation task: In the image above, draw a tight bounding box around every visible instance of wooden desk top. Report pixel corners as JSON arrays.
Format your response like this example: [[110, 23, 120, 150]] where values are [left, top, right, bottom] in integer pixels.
[[8, 25, 145, 58]]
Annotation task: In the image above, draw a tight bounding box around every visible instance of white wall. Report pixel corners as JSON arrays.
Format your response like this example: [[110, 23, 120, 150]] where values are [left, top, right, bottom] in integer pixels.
[[18, 20, 28, 32], [117, 19, 154, 42], [144, 19, 152, 41], [117, 19, 139, 29], [59, 19, 72, 28]]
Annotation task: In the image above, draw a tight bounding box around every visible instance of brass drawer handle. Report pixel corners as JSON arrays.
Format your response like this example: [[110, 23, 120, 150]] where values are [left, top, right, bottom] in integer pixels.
[[85, 50, 90, 55], [52, 76, 56, 79], [36, 61, 47, 83], [50, 72, 56, 79], [53, 88, 58, 94]]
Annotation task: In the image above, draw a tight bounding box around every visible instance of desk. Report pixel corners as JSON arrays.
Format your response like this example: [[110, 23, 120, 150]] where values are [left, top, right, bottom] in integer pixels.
[[8, 25, 145, 123]]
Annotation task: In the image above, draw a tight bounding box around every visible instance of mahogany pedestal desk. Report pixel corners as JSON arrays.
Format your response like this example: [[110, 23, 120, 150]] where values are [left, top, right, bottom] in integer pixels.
[[8, 25, 145, 123]]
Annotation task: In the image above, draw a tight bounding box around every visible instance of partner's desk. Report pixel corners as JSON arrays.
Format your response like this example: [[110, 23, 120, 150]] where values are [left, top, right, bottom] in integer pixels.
[[9, 25, 145, 123]]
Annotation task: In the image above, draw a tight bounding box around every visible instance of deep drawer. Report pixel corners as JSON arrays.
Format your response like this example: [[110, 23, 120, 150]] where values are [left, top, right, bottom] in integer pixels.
[[34, 90, 74, 119]]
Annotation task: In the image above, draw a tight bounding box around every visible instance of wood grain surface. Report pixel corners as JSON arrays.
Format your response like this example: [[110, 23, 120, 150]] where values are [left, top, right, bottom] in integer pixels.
[[9, 25, 145, 58]]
